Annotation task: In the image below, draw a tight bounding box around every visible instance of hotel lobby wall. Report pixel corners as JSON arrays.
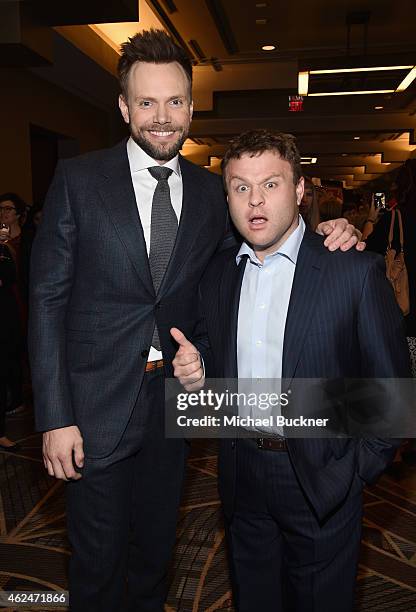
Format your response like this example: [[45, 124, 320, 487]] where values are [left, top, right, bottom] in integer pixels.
[[0, 67, 109, 203]]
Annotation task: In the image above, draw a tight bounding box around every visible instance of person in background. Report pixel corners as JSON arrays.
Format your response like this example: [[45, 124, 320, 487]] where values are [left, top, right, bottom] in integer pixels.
[[365, 162, 415, 341], [0, 193, 26, 416], [0, 244, 21, 450], [365, 159, 416, 466], [0, 193, 26, 265], [342, 192, 364, 231], [299, 177, 321, 230], [320, 196, 343, 223]]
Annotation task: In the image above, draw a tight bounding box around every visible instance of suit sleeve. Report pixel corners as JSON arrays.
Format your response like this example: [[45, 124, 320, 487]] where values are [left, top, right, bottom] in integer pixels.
[[356, 255, 411, 483], [28, 161, 77, 432]]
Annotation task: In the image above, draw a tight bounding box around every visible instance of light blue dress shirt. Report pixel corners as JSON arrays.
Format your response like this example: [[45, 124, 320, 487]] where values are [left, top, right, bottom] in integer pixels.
[[236, 215, 305, 435]]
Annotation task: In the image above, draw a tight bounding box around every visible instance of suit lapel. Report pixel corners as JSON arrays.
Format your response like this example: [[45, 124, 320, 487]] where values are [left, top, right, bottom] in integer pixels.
[[221, 252, 247, 378], [282, 230, 327, 382], [97, 141, 154, 298]]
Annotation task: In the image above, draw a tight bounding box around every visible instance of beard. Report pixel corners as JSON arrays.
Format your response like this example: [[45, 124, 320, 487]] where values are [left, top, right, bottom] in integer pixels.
[[130, 123, 190, 161]]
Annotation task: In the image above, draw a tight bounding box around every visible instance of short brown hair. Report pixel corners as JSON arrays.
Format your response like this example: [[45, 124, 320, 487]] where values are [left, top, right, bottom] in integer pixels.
[[118, 29, 193, 99], [222, 129, 303, 188]]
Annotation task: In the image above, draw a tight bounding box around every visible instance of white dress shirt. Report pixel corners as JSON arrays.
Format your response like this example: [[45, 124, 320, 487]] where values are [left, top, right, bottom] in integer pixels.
[[126, 137, 183, 361], [236, 215, 305, 434]]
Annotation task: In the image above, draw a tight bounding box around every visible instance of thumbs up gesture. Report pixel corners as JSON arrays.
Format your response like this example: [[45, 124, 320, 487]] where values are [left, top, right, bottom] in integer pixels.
[[171, 327, 204, 391]]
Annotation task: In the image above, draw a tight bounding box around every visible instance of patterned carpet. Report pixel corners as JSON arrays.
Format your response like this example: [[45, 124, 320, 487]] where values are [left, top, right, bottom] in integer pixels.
[[1, 409, 415, 611]]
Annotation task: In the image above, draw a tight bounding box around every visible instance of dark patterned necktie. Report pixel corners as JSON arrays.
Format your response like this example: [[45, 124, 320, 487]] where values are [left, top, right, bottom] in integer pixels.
[[148, 165, 178, 350]]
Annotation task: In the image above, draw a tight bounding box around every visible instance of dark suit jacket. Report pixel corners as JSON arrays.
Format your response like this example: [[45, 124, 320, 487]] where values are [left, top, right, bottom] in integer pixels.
[[29, 139, 228, 458], [199, 228, 411, 521]]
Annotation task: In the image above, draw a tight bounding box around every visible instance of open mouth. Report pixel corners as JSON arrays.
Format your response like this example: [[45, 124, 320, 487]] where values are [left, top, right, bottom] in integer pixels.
[[248, 216, 268, 227]]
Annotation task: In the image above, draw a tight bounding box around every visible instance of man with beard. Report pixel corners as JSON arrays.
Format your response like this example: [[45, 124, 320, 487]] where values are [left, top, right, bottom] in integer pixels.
[[29, 30, 363, 611]]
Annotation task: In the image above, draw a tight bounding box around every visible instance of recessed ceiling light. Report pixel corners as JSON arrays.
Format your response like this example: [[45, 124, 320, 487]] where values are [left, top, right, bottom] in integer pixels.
[[262, 45, 276, 51], [374, 105, 384, 110], [341, 153, 348, 156], [256, 2, 267, 7], [353, 136, 360, 140], [383, 162, 391, 165], [256, 19, 267, 24]]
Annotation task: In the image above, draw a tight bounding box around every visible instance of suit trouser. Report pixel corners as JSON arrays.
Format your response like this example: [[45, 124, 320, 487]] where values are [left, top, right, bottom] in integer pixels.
[[225, 439, 363, 612], [66, 368, 188, 612]]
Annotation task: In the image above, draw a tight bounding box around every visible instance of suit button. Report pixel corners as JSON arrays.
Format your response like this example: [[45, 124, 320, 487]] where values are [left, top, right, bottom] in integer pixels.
[[231, 441, 236, 449], [141, 349, 149, 358], [155, 301, 161, 310]]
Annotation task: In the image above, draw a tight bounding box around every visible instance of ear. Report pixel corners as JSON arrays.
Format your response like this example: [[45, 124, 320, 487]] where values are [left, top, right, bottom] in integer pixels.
[[296, 176, 305, 206], [118, 94, 130, 124]]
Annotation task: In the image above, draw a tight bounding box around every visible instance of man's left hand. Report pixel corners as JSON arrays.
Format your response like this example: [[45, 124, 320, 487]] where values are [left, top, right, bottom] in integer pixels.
[[316, 218, 366, 252]]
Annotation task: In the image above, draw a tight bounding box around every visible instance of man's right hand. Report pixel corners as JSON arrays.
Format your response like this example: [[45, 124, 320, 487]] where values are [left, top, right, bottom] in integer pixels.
[[42, 425, 84, 481], [171, 327, 205, 392]]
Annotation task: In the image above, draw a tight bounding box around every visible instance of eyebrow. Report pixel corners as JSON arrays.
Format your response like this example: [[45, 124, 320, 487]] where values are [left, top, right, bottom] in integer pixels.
[[134, 95, 186, 102], [229, 174, 282, 183]]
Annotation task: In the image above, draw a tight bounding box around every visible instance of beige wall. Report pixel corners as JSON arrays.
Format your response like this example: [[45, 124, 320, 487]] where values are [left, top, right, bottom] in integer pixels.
[[0, 67, 109, 203]]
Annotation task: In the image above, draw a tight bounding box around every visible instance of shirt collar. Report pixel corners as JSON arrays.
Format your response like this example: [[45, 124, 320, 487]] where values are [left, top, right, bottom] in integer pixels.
[[126, 137, 181, 176], [236, 215, 306, 267]]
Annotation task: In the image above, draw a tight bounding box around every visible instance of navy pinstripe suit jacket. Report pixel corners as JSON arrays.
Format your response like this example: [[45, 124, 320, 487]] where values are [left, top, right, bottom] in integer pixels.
[[199, 228, 411, 521]]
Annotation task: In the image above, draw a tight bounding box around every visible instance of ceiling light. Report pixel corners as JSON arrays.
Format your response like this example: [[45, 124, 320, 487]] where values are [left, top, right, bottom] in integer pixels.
[[301, 157, 317, 164], [341, 153, 348, 156], [298, 71, 309, 96], [396, 66, 416, 92], [297, 65, 416, 97], [262, 45, 276, 51], [256, 19, 267, 24], [354, 136, 360, 140], [308, 90, 394, 97], [383, 162, 391, 165], [310, 65, 412, 75], [374, 105, 384, 110]]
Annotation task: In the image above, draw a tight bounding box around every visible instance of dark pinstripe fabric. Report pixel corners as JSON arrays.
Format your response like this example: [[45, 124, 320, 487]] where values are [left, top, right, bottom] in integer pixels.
[[227, 439, 363, 612], [199, 228, 411, 611], [200, 228, 410, 520], [66, 369, 189, 612]]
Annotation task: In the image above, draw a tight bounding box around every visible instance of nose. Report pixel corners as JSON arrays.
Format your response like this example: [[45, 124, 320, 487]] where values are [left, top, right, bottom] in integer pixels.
[[248, 186, 264, 207], [154, 103, 171, 125]]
